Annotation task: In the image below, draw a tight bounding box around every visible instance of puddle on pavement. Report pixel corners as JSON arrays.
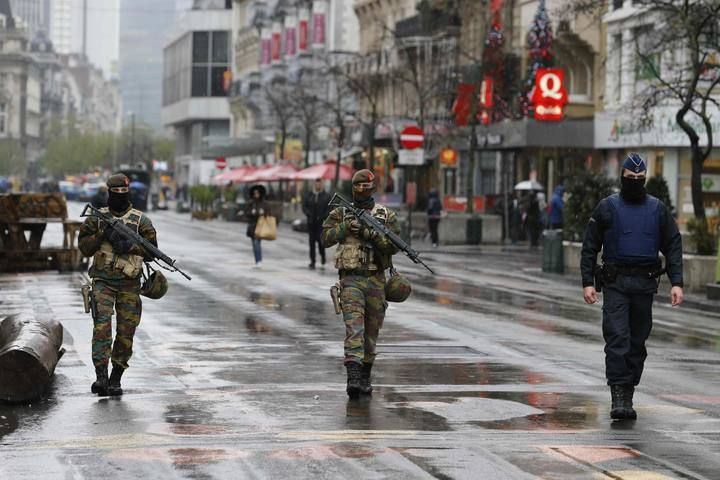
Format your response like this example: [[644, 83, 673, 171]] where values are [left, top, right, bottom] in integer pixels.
[[0, 375, 62, 440], [377, 360, 554, 386], [386, 391, 600, 431]]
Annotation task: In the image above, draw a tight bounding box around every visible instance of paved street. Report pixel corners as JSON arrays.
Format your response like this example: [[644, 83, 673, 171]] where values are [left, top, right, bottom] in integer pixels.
[[1, 205, 720, 479]]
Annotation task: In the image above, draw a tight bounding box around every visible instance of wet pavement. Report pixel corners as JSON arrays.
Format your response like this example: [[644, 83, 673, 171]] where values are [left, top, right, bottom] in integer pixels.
[[1, 204, 719, 479]]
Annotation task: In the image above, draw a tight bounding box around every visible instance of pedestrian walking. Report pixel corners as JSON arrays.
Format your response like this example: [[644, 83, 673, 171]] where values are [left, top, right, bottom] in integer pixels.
[[548, 184, 565, 229], [302, 178, 331, 269], [524, 192, 541, 248], [581, 153, 683, 420], [427, 189, 442, 248], [322, 170, 401, 399], [78, 174, 159, 396], [246, 184, 268, 267]]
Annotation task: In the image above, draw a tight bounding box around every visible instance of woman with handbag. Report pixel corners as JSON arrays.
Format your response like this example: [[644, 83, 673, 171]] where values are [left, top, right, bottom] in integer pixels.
[[246, 184, 270, 266]]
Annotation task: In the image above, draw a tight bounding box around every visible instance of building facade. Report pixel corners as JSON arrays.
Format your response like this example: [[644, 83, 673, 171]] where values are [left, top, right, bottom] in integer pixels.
[[9, 0, 49, 38], [119, 0, 176, 130], [162, 2, 233, 186]]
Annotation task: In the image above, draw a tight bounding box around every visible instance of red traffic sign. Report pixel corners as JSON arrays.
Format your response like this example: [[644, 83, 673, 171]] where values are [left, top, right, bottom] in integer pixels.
[[400, 125, 424, 150], [215, 156, 227, 170]]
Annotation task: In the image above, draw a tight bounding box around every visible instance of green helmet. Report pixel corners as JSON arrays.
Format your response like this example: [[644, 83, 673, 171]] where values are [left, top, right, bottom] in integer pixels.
[[385, 270, 412, 303], [141, 270, 168, 299]]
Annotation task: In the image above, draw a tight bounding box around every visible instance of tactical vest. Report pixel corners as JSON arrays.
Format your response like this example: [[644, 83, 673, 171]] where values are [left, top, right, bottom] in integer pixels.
[[334, 204, 389, 271], [602, 193, 661, 265], [92, 207, 145, 279]]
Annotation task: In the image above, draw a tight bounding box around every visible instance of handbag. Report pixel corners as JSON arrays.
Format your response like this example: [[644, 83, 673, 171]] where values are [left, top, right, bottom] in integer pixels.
[[254, 215, 277, 241]]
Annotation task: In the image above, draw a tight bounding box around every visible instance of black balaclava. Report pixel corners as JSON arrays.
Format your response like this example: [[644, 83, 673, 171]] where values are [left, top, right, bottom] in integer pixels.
[[351, 169, 376, 210], [620, 176, 647, 203], [106, 174, 131, 213]]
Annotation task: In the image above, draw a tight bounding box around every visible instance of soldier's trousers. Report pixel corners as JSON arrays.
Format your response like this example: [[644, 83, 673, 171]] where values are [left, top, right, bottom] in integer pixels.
[[92, 281, 142, 370], [340, 273, 387, 365], [602, 286, 654, 386]]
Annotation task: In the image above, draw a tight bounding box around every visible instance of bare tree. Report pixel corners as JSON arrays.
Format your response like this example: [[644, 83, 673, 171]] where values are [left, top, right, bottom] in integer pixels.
[[291, 72, 327, 168], [564, 0, 720, 220], [331, 51, 386, 170], [265, 82, 295, 162]]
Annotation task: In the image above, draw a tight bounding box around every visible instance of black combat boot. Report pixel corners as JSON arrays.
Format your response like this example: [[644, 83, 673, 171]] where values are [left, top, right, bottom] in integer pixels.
[[91, 367, 108, 396], [108, 365, 125, 396], [346, 362, 362, 399], [624, 385, 637, 419], [610, 384, 633, 419], [360, 363, 373, 395]]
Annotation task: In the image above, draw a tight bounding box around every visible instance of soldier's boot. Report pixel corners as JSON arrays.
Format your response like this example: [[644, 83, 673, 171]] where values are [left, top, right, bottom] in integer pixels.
[[624, 385, 637, 420], [108, 365, 125, 396], [360, 363, 373, 395], [610, 384, 632, 419], [346, 362, 362, 399], [91, 367, 108, 396]]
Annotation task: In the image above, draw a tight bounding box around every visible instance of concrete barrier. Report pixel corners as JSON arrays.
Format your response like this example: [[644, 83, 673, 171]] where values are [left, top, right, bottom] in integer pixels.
[[563, 241, 715, 293], [406, 213, 502, 245]]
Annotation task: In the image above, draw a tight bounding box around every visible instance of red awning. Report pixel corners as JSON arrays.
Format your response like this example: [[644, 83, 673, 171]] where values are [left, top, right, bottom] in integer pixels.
[[243, 164, 299, 183], [292, 161, 353, 181], [213, 165, 258, 184]]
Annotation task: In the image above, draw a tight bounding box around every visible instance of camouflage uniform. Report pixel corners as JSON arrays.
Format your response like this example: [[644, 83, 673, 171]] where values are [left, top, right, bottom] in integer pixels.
[[322, 204, 400, 366], [322, 169, 400, 399], [78, 174, 157, 395]]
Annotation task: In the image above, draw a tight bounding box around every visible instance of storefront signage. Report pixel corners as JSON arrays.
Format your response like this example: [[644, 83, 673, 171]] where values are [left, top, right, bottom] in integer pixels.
[[260, 28, 271, 65], [531, 68, 568, 121], [702, 174, 720, 192], [440, 148, 458, 167], [271, 23, 282, 63], [476, 133, 503, 147]]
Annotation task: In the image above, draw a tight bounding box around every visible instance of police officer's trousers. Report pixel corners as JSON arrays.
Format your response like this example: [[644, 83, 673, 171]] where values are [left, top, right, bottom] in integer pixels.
[[602, 283, 654, 386]]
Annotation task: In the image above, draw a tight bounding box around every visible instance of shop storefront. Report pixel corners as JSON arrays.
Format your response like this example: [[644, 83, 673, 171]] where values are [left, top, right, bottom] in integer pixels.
[[596, 108, 720, 222]]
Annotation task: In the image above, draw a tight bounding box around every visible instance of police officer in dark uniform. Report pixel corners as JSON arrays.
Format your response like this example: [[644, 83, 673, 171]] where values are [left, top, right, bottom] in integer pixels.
[[581, 153, 684, 420]]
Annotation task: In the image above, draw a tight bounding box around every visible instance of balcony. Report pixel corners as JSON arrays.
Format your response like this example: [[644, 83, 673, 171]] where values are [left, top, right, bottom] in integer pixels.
[[395, 11, 461, 40]]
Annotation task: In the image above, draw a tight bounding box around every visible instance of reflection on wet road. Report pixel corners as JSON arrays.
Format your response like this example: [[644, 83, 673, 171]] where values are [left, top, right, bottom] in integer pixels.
[[1, 206, 719, 479]]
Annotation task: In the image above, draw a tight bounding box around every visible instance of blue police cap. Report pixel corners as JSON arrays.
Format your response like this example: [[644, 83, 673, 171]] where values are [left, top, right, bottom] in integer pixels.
[[623, 153, 647, 173]]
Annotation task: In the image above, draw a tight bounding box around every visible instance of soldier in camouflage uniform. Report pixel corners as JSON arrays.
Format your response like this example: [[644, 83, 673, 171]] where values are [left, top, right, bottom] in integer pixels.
[[322, 170, 400, 398], [78, 174, 157, 396]]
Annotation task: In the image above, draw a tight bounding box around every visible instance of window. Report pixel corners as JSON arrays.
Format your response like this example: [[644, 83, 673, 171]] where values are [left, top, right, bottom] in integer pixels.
[[613, 0, 624, 9], [191, 31, 230, 97]]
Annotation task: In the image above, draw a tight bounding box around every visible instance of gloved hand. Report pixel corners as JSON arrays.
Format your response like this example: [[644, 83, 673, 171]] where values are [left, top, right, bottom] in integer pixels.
[[348, 219, 362, 236], [361, 227, 378, 241], [107, 229, 132, 254]]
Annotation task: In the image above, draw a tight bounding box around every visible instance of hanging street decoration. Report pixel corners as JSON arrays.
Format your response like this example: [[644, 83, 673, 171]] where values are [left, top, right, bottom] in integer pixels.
[[531, 68, 568, 121], [520, 0, 554, 117]]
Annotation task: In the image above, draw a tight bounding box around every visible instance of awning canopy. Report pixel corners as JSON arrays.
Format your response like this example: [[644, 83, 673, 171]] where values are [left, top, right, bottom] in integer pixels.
[[243, 164, 299, 183], [213, 165, 258, 184], [292, 160, 353, 181]]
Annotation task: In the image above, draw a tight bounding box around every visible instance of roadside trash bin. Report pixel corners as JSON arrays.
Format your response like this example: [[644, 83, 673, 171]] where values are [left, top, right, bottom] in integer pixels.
[[542, 229, 564, 273], [466, 216, 482, 245]]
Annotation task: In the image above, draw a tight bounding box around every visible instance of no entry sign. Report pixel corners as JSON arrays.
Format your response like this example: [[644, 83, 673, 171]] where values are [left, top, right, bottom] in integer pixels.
[[400, 125, 424, 150], [215, 156, 227, 170]]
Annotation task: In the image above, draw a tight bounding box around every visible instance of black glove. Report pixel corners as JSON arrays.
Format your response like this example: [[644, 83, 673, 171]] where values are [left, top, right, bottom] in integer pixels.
[[107, 229, 132, 254]]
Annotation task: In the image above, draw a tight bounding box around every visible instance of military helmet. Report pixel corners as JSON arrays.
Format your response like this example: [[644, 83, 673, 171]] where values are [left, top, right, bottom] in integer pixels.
[[141, 270, 168, 299], [107, 173, 130, 188], [385, 270, 412, 303]]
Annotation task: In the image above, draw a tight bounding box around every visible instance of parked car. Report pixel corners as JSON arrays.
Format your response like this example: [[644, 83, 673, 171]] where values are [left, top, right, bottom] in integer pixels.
[[59, 181, 81, 201], [79, 183, 101, 202]]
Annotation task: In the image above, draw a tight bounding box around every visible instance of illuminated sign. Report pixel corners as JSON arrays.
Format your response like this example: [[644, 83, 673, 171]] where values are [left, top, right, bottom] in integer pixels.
[[531, 68, 568, 121]]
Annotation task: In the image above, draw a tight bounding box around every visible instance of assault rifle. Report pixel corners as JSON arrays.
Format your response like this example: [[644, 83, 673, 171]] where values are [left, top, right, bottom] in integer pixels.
[[81, 204, 192, 280], [330, 193, 435, 274]]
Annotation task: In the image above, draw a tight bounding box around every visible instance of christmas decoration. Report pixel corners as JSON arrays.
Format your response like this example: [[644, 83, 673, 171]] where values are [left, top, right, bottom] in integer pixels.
[[481, 6, 505, 123], [520, 0, 554, 117]]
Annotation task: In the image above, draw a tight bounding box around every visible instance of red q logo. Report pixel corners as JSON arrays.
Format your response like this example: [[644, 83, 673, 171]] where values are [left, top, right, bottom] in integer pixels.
[[531, 68, 568, 121]]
